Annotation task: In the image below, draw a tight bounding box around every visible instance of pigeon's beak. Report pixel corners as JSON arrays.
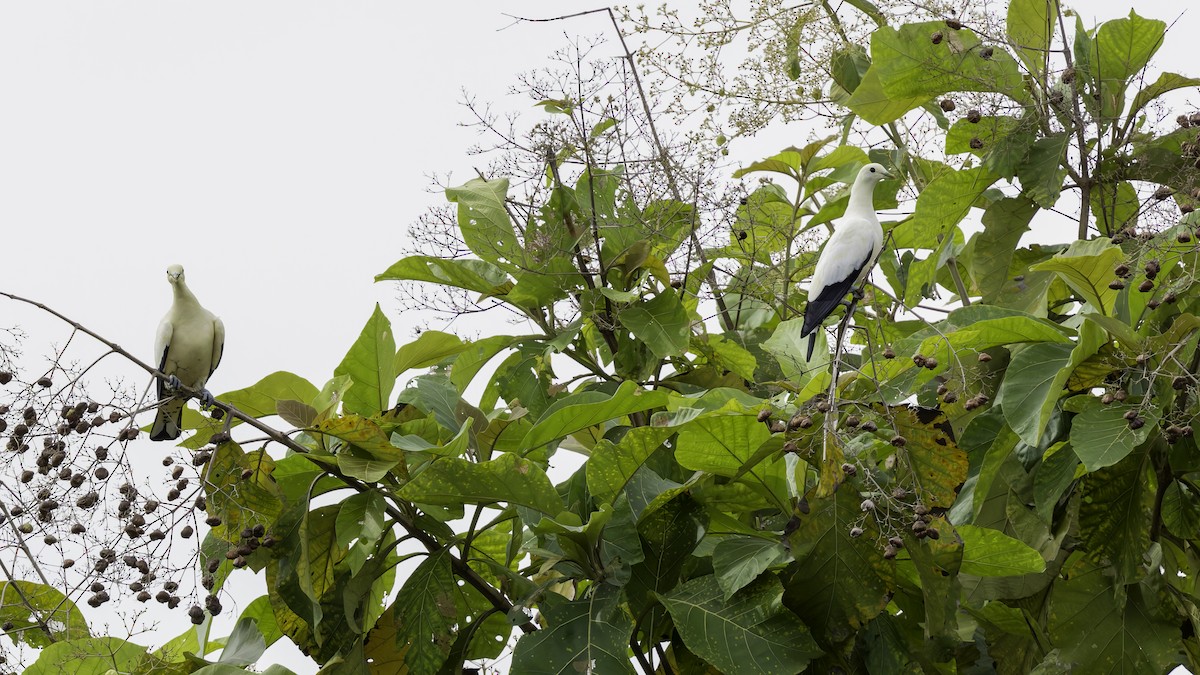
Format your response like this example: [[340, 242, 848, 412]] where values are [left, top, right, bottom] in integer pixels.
[[880, 168, 893, 179]]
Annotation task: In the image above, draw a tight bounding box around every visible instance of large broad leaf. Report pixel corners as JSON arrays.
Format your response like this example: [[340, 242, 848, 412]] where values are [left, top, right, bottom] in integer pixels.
[[1070, 403, 1158, 472], [621, 291, 691, 359], [390, 548, 457, 675], [521, 380, 670, 450], [675, 414, 786, 507], [0, 581, 90, 648], [203, 441, 286, 543], [511, 587, 636, 674], [627, 494, 707, 630], [1130, 72, 1200, 118], [449, 335, 518, 393], [891, 406, 968, 508], [274, 504, 345, 633], [1091, 11, 1166, 89], [394, 330, 468, 376], [399, 453, 561, 516], [375, 255, 510, 295], [914, 314, 1071, 366], [335, 491, 387, 575], [444, 176, 520, 266], [1017, 133, 1069, 208], [972, 196, 1038, 303], [218, 618, 268, 667], [587, 426, 674, 503], [659, 575, 821, 674], [1090, 181, 1141, 236], [763, 318, 828, 383], [333, 304, 396, 416], [957, 524, 1046, 577], [845, 66, 931, 124], [1079, 451, 1153, 582], [217, 371, 320, 420], [712, 536, 789, 600], [785, 488, 894, 644], [897, 167, 999, 305], [1007, 0, 1057, 75], [1048, 555, 1178, 672], [24, 637, 165, 675], [996, 342, 1075, 446], [870, 21, 1028, 102]]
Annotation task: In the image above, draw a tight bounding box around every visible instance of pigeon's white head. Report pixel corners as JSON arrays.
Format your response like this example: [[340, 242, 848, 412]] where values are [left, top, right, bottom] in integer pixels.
[[166, 264, 185, 285], [855, 163, 891, 186]]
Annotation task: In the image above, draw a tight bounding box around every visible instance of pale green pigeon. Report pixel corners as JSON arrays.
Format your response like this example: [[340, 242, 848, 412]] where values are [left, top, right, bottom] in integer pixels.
[[151, 265, 225, 441]]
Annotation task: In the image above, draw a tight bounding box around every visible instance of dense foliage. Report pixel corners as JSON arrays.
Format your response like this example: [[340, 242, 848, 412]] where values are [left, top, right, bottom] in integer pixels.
[[2, 1, 1200, 673]]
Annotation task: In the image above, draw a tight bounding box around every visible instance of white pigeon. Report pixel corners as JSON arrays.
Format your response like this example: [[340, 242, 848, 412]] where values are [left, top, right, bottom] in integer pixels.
[[151, 265, 225, 441], [800, 163, 889, 360]]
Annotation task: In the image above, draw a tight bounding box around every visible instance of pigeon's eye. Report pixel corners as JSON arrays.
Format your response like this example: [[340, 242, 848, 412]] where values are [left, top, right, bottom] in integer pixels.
[[870, 167, 876, 173]]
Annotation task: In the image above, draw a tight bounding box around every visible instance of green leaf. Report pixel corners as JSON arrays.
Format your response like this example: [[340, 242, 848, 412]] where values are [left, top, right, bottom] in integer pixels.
[[621, 291, 691, 359], [1016, 133, 1069, 208], [946, 115, 1022, 157], [845, 66, 931, 125], [704, 334, 758, 381], [659, 575, 821, 675], [375, 255, 510, 295], [333, 304, 396, 416], [957, 524, 1046, 576], [445, 177, 521, 266], [915, 314, 1072, 364], [763, 318, 828, 382], [24, 637, 164, 675], [1031, 237, 1124, 315], [1048, 556, 1178, 672], [315, 413, 405, 461], [785, 488, 894, 643], [1089, 181, 1140, 236], [712, 537, 789, 600], [587, 426, 674, 503], [972, 196, 1039, 302], [203, 441, 285, 543], [394, 330, 468, 375], [1130, 72, 1200, 118], [1070, 403, 1158, 472], [1162, 481, 1200, 539], [217, 371, 321, 420], [396, 373, 468, 433], [1079, 452, 1153, 581], [1007, 0, 1057, 75], [449, 335, 517, 393], [276, 504, 344, 631], [399, 453, 561, 516], [996, 342, 1075, 446], [392, 549, 457, 675], [870, 21, 1028, 102], [218, 618, 267, 667], [895, 167, 998, 305], [522, 380, 670, 450], [1091, 11, 1166, 89], [237, 595, 284, 648], [335, 491, 386, 551], [675, 414, 785, 505], [892, 406, 969, 508], [0, 581, 90, 647], [511, 587, 636, 675]]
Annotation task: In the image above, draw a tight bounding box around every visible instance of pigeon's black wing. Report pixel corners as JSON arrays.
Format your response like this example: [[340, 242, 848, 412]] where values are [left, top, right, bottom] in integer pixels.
[[801, 253, 870, 359]]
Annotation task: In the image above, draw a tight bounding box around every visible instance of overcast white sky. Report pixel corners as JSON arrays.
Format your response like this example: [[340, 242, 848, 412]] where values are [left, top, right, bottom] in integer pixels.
[[0, 1, 1196, 672]]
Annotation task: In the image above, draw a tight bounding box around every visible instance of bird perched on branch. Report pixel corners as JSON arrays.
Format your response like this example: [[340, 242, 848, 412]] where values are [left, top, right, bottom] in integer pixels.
[[801, 163, 889, 360], [151, 265, 225, 441]]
